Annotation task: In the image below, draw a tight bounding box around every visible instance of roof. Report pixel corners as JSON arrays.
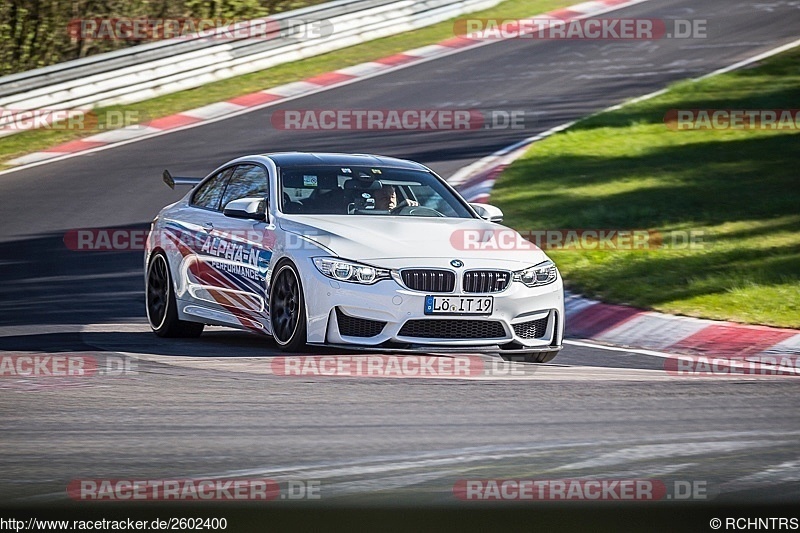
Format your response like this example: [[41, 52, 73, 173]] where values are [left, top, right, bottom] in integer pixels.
[[261, 152, 429, 171]]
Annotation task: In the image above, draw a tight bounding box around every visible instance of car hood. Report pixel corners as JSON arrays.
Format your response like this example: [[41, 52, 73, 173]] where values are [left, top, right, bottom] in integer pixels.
[[278, 215, 549, 268]]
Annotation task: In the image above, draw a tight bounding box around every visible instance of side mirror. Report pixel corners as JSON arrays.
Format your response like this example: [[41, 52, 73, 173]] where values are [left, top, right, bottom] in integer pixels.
[[224, 197, 267, 221], [470, 203, 503, 223]]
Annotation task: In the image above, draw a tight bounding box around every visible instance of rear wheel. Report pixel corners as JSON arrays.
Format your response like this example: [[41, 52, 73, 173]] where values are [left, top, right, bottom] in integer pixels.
[[269, 261, 307, 351], [146, 252, 204, 338]]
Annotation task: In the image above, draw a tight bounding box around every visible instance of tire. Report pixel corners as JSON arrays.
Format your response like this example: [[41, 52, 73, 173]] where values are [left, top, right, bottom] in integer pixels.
[[146, 252, 204, 338], [269, 261, 307, 352]]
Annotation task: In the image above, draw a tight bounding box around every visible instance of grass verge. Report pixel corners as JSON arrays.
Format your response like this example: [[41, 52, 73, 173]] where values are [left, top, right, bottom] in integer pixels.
[[492, 46, 800, 328], [0, 0, 568, 165]]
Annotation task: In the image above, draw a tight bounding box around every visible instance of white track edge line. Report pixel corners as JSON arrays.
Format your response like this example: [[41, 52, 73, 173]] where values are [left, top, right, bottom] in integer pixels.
[[564, 339, 800, 374]]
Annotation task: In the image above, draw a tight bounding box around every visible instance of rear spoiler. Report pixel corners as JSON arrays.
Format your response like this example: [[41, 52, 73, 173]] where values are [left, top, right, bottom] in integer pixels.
[[163, 169, 202, 189]]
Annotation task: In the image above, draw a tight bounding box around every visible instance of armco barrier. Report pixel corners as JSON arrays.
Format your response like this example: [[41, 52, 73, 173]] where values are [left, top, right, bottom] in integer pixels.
[[0, 0, 500, 135]]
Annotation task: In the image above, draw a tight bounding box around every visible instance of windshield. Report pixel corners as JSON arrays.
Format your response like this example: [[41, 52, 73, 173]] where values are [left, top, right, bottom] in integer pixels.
[[279, 165, 474, 218]]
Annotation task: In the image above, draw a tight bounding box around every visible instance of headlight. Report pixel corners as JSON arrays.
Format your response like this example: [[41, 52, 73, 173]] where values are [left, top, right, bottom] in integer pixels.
[[313, 257, 391, 285], [513, 260, 558, 287]]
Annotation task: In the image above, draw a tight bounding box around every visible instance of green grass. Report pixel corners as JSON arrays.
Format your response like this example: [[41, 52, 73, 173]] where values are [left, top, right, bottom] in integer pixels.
[[0, 0, 568, 165], [492, 47, 800, 328]]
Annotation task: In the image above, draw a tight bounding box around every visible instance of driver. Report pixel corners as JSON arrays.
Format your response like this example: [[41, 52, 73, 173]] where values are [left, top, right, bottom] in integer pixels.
[[373, 184, 418, 211]]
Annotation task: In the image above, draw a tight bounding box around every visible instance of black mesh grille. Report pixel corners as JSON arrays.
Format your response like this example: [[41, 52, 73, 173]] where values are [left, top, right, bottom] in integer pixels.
[[398, 319, 506, 339], [512, 316, 549, 339], [336, 308, 386, 338], [401, 269, 455, 292], [463, 270, 511, 293]]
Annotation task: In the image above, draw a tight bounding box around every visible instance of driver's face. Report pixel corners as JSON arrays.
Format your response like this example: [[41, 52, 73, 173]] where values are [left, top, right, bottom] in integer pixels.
[[374, 186, 396, 210]]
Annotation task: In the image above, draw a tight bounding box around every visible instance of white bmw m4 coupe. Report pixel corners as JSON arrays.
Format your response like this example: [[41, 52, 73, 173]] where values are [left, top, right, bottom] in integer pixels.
[[145, 153, 564, 362]]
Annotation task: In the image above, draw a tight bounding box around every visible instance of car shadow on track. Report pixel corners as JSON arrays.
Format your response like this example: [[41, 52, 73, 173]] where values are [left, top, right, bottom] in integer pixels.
[[80, 329, 354, 358], [0, 226, 355, 358], [0, 226, 148, 328], [0, 330, 355, 358]]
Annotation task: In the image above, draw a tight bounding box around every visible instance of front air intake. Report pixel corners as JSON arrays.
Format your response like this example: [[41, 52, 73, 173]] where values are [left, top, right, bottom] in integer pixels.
[[400, 269, 455, 293], [336, 308, 386, 337]]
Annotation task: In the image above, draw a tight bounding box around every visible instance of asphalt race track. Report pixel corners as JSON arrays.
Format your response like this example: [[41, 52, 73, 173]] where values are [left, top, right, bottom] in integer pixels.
[[1, 0, 800, 516]]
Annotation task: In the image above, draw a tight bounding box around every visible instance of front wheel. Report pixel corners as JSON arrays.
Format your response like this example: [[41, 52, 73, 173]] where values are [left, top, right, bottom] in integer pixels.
[[146, 252, 204, 338], [269, 261, 307, 351]]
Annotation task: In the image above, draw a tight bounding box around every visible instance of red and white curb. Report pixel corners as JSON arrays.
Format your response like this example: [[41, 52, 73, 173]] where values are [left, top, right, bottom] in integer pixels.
[[4, 0, 652, 169], [565, 293, 800, 358]]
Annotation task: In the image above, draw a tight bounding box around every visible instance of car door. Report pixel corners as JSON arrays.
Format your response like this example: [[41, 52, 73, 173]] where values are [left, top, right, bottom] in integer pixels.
[[193, 163, 274, 331]]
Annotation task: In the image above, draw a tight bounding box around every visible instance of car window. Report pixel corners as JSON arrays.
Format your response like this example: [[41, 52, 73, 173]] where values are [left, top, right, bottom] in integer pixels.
[[279, 166, 473, 218], [191, 167, 234, 211], [221, 164, 269, 210]]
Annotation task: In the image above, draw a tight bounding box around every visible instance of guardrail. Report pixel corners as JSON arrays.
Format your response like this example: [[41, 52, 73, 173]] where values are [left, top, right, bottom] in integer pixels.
[[0, 0, 499, 135]]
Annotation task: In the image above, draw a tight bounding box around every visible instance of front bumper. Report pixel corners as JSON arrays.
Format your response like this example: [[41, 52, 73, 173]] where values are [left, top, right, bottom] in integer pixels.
[[299, 258, 565, 349], [309, 343, 564, 357]]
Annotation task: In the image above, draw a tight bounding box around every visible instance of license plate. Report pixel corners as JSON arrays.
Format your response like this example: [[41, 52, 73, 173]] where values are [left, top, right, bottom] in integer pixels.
[[424, 295, 493, 315]]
